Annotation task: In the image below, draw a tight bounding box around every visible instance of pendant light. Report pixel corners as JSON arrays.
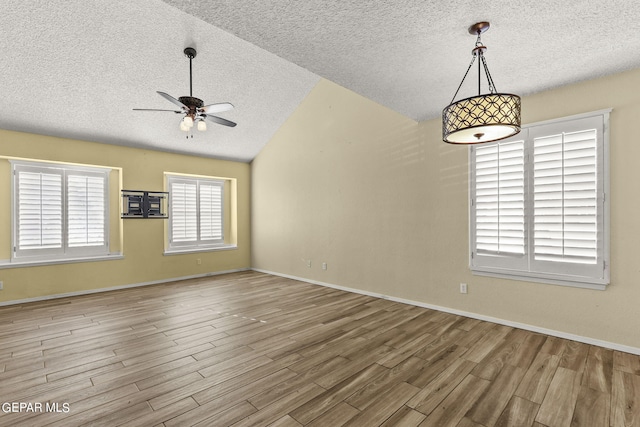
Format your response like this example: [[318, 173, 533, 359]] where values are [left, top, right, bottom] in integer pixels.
[[442, 22, 521, 144]]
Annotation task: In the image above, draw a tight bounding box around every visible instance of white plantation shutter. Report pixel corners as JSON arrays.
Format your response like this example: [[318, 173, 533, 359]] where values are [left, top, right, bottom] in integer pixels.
[[17, 169, 63, 252], [168, 176, 224, 249], [67, 174, 106, 247], [199, 183, 223, 242], [170, 181, 198, 242], [533, 130, 597, 264], [13, 162, 109, 260], [475, 141, 525, 256], [470, 110, 609, 288]]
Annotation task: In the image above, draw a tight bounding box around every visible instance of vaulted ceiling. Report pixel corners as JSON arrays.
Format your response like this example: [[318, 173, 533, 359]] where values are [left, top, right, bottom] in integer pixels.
[[1, 1, 639, 162]]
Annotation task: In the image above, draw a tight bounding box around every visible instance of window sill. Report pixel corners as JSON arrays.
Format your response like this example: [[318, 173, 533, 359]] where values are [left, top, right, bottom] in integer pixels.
[[0, 253, 124, 269], [164, 245, 238, 256], [470, 267, 608, 291]]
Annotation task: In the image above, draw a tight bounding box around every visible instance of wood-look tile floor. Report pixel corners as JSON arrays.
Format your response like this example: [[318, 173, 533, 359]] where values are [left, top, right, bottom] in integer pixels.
[[0, 271, 638, 427]]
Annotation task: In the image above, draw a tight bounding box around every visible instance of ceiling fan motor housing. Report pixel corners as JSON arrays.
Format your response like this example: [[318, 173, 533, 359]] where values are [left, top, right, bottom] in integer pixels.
[[179, 96, 204, 118], [178, 96, 204, 108]]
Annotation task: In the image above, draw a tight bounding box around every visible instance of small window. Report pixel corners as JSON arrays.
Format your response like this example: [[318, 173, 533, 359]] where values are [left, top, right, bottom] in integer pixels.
[[13, 161, 109, 261], [167, 175, 225, 251], [469, 110, 610, 289]]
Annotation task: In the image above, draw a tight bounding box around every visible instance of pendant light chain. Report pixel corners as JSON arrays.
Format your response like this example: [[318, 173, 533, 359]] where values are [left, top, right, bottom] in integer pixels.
[[449, 54, 477, 105], [448, 31, 497, 104], [480, 53, 497, 94]]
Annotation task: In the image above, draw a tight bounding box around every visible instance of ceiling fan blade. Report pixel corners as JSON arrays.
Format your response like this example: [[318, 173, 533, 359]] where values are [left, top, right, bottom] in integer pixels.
[[133, 108, 183, 113], [200, 102, 234, 114], [204, 114, 237, 127], [157, 91, 187, 109]]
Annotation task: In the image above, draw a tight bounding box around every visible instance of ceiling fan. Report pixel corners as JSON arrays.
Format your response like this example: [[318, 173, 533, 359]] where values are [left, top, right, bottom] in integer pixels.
[[134, 47, 236, 136]]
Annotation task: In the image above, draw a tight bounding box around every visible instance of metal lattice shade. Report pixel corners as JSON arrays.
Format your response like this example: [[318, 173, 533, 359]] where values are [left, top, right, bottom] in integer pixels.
[[443, 93, 521, 144]]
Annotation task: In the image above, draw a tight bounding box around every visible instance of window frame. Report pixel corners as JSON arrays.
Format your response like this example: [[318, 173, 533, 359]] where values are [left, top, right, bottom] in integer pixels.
[[469, 109, 610, 290], [166, 174, 228, 253], [11, 160, 110, 263]]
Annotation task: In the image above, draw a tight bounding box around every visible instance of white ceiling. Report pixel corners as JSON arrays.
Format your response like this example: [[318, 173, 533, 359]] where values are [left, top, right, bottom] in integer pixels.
[[2, 1, 640, 162]]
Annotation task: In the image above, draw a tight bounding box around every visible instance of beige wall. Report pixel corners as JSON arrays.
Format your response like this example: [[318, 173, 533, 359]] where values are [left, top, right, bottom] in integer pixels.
[[0, 130, 251, 303], [251, 72, 640, 350]]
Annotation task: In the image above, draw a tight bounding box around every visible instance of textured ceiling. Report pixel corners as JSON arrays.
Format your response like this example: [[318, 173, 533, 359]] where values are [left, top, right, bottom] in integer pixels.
[[2, 1, 640, 162]]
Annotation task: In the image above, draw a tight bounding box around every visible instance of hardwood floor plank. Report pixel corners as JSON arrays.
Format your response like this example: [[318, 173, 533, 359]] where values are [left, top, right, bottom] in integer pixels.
[[494, 396, 540, 427], [515, 352, 561, 404], [0, 361, 45, 383], [230, 383, 325, 427], [121, 342, 213, 368], [378, 332, 437, 368], [147, 355, 274, 410], [173, 353, 301, 408], [614, 351, 640, 375], [559, 340, 590, 372], [245, 358, 344, 411], [465, 364, 527, 426], [406, 344, 468, 388], [540, 336, 568, 356], [268, 415, 303, 427], [381, 405, 426, 426], [471, 335, 522, 381], [91, 355, 195, 386], [118, 397, 199, 427], [419, 374, 491, 427], [192, 401, 258, 427], [462, 324, 513, 363], [286, 336, 360, 374], [48, 360, 126, 384], [166, 368, 297, 427], [571, 385, 610, 427], [611, 369, 640, 427], [536, 366, 583, 426], [408, 358, 477, 416], [313, 346, 392, 389], [342, 381, 420, 426], [583, 345, 613, 393], [344, 356, 425, 411], [457, 417, 486, 427], [306, 401, 359, 427], [506, 332, 546, 369], [288, 362, 388, 424]]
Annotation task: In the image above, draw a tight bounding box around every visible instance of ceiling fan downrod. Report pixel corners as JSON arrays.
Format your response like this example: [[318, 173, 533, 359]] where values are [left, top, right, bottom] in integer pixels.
[[184, 47, 196, 97]]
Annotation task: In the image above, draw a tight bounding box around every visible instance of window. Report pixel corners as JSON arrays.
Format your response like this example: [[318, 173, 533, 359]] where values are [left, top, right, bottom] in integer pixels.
[[12, 161, 109, 261], [470, 110, 610, 289], [167, 175, 226, 251]]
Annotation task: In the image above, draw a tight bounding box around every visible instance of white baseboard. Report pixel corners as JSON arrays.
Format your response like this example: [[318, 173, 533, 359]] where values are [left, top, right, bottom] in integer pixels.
[[253, 268, 640, 356], [0, 268, 250, 307]]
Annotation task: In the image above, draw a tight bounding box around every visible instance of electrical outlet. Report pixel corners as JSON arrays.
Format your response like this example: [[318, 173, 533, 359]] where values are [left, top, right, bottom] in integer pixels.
[[306, 260, 311, 268], [196, 259, 202, 265], [460, 283, 468, 294], [322, 262, 327, 270], [0, 281, 3, 290]]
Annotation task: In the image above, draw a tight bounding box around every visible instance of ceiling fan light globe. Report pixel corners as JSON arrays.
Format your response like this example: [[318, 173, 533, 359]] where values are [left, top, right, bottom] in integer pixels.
[[197, 120, 207, 131], [183, 116, 194, 128], [179, 121, 189, 132]]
